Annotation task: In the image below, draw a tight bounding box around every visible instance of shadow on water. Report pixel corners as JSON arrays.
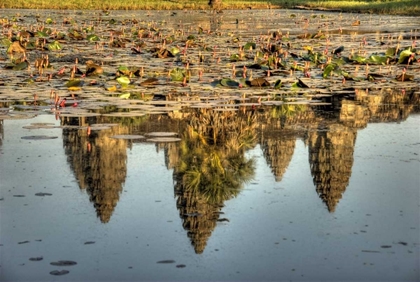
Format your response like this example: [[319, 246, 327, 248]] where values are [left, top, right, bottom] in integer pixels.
[[57, 88, 419, 253]]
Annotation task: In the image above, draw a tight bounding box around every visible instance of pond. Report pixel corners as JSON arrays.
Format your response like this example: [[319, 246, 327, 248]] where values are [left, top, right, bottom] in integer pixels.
[[0, 8, 419, 281]]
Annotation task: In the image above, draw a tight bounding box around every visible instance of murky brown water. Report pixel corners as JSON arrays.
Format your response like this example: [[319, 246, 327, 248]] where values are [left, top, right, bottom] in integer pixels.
[[0, 9, 419, 281]]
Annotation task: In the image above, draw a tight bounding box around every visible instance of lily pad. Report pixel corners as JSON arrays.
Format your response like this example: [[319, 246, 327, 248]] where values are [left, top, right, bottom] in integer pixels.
[[21, 135, 58, 140], [146, 132, 178, 137], [110, 135, 145, 139]]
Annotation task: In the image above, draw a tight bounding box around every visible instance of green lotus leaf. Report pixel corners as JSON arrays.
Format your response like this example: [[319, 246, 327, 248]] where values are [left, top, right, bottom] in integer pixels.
[[65, 79, 84, 88], [118, 66, 130, 75], [230, 54, 241, 62], [12, 61, 29, 71], [83, 26, 95, 33], [274, 79, 282, 89], [386, 47, 397, 57], [243, 42, 256, 50], [169, 46, 180, 56], [119, 93, 130, 99], [36, 31, 49, 38], [117, 76, 131, 86], [87, 34, 100, 41], [350, 55, 367, 64], [323, 64, 337, 78], [220, 78, 240, 87], [48, 41, 62, 51], [170, 68, 186, 81], [45, 18, 53, 24], [1, 38, 12, 47], [368, 55, 387, 65], [290, 64, 304, 72], [398, 49, 413, 64]]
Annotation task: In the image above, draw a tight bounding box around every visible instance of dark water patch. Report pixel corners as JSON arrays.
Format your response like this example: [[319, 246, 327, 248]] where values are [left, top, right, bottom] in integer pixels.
[[18, 241, 30, 244], [29, 257, 43, 261], [381, 245, 392, 248], [84, 241, 95, 245], [157, 260, 176, 264], [50, 270, 70, 276], [176, 264, 186, 268], [50, 260, 77, 266], [13, 195, 25, 197], [35, 192, 53, 196]]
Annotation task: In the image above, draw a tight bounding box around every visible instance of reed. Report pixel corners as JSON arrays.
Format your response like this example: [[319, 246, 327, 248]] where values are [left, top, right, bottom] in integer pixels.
[[0, 0, 419, 16]]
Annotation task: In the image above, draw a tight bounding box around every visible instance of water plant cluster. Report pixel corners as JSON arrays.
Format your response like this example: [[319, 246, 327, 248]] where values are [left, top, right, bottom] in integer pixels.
[[0, 9, 419, 121]]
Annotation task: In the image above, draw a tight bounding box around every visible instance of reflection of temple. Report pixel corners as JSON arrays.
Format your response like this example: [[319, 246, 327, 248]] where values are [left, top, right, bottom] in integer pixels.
[[175, 184, 222, 254], [171, 109, 257, 253], [261, 137, 296, 182], [306, 123, 357, 212], [55, 88, 418, 249], [62, 116, 129, 223]]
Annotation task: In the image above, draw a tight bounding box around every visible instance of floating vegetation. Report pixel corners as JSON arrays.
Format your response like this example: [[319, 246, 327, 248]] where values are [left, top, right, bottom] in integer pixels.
[[0, 9, 417, 123]]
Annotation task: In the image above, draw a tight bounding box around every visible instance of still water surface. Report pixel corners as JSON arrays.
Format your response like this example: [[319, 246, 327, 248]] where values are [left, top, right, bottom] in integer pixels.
[[0, 111, 419, 281], [0, 7, 419, 282]]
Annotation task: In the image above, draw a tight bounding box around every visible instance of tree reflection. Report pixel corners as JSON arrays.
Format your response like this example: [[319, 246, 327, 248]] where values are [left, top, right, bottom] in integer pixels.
[[173, 109, 257, 253]]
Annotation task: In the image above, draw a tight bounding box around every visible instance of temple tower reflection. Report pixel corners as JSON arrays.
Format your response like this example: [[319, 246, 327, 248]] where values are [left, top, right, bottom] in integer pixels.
[[62, 116, 129, 223]]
